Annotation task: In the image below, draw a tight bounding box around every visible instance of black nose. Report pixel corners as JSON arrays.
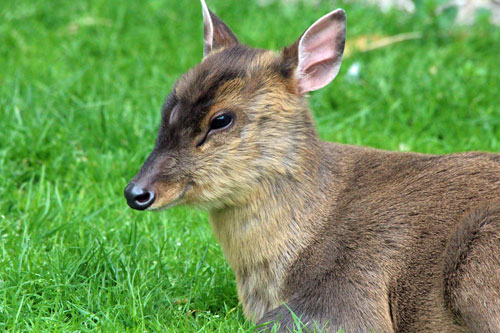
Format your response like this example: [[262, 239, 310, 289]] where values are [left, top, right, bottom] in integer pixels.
[[124, 183, 156, 210]]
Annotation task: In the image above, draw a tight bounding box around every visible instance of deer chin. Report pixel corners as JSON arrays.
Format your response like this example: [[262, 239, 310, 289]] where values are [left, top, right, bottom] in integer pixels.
[[148, 182, 193, 211]]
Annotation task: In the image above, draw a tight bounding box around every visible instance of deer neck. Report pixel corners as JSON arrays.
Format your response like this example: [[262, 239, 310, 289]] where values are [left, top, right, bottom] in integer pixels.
[[209, 135, 334, 321]]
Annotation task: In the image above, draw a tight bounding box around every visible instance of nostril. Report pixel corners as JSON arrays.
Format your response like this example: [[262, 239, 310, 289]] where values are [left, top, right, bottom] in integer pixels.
[[135, 192, 152, 204]]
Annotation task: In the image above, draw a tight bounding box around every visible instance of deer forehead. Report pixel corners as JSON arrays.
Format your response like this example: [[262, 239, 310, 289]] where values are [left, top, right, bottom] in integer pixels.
[[159, 47, 291, 135], [177, 48, 289, 108]]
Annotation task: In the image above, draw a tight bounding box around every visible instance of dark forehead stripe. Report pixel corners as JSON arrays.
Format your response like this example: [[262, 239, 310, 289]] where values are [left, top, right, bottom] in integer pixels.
[[177, 45, 264, 107], [181, 68, 242, 109]]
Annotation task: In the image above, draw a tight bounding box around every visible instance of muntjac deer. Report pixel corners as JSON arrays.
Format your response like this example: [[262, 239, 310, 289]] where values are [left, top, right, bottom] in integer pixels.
[[125, 1, 500, 331]]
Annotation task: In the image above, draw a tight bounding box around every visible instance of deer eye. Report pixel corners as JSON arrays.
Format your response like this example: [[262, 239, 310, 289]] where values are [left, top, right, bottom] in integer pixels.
[[196, 112, 235, 147], [210, 113, 233, 130]]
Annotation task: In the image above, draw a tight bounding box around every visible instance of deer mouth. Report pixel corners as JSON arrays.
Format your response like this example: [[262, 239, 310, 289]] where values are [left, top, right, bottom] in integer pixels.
[[149, 181, 193, 211]]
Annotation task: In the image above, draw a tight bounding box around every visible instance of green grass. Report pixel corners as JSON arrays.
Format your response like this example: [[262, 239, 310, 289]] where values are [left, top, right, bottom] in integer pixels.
[[1, 0, 499, 331]]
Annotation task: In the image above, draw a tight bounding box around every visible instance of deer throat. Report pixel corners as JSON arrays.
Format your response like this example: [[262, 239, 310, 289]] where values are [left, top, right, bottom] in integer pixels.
[[209, 177, 323, 322]]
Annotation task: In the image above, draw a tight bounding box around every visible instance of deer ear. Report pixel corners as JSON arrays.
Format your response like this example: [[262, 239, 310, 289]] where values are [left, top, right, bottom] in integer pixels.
[[293, 9, 346, 95], [201, 0, 239, 57]]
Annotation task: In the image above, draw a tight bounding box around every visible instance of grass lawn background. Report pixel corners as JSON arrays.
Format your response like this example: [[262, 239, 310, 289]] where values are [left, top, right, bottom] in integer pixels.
[[1, 0, 499, 331]]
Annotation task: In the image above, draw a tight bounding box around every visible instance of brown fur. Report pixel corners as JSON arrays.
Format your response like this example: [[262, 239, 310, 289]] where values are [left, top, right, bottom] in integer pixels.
[[126, 6, 500, 332]]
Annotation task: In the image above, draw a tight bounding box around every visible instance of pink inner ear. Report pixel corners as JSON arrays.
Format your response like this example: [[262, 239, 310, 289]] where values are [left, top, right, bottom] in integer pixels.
[[296, 10, 346, 95]]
